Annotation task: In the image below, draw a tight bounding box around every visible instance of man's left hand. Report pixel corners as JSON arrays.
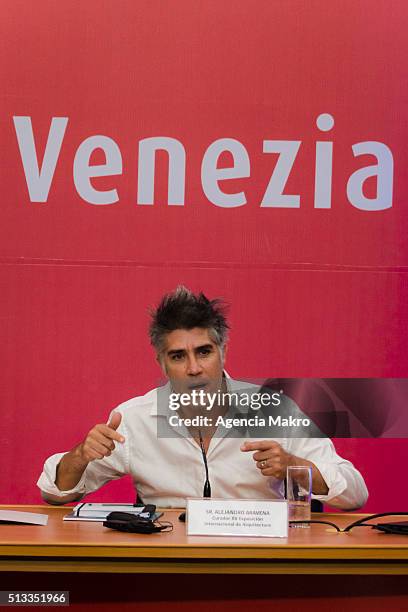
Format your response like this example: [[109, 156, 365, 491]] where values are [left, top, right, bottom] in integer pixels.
[[240, 440, 293, 480]]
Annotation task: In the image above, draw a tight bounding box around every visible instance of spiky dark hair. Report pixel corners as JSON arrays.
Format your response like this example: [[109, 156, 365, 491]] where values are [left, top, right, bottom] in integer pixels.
[[149, 286, 229, 352]]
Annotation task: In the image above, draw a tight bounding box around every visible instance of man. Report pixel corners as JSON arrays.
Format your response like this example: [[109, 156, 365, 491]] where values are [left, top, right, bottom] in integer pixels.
[[38, 287, 368, 509]]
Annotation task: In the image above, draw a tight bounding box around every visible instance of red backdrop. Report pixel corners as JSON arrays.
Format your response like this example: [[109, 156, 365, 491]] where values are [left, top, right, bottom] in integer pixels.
[[1, 0, 407, 511]]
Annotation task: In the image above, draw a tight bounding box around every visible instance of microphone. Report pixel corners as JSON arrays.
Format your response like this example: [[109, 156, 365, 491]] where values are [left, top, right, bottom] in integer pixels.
[[178, 429, 211, 522], [198, 429, 211, 498]]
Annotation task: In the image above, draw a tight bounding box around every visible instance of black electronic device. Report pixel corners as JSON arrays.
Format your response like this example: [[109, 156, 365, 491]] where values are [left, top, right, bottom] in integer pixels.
[[103, 505, 172, 534], [372, 521, 408, 535]]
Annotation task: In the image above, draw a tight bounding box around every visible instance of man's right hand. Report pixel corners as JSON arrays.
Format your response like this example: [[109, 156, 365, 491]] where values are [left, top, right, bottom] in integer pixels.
[[78, 412, 125, 463], [54, 412, 125, 495]]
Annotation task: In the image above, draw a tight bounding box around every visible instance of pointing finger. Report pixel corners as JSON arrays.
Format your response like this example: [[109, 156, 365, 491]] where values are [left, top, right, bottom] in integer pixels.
[[99, 423, 124, 443], [240, 440, 281, 452]]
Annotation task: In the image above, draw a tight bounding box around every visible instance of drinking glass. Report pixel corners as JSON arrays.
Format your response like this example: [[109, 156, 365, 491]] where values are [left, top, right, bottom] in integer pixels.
[[287, 466, 312, 528]]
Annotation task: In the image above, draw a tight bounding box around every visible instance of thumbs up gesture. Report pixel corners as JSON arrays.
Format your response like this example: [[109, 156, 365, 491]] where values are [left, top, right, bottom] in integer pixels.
[[78, 412, 125, 464]]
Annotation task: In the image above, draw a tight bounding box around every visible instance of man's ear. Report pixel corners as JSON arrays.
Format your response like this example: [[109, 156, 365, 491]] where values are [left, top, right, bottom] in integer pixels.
[[157, 353, 167, 377], [221, 343, 228, 364]]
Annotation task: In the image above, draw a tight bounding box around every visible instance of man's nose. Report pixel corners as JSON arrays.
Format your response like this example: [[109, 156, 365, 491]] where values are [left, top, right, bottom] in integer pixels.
[[186, 355, 203, 375]]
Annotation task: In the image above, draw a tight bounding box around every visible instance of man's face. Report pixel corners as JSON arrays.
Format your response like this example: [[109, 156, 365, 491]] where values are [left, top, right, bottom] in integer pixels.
[[159, 327, 225, 397]]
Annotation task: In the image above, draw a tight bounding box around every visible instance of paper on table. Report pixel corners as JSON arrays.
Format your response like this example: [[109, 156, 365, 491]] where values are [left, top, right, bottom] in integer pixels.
[[0, 510, 48, 526], [63, 503, 162, 522]]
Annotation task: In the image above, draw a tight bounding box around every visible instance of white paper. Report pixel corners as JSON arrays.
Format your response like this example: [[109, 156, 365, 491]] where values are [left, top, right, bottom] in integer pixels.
[[0, 510, 48, 526], [63, 503, 161, 522]]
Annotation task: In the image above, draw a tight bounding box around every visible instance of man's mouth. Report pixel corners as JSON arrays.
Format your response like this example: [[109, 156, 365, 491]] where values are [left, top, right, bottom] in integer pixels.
[[188, 382, 208, 390]]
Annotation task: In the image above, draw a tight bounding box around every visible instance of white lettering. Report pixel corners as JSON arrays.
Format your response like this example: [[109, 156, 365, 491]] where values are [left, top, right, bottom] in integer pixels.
[[268, 416, 311, 427], [73, 135, 122, 205], [12, 114, 395, 213], [314, 115, 335, 209], [347, 142, 393, 210], [13, 116, 68, 202], [201, 138, 250, 207], [137, 137, 185, 205], [261, 140, 301, 208]]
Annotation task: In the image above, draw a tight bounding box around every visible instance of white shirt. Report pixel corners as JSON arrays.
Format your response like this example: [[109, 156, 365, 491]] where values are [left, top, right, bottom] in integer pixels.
[[37, 383, 368, 510]]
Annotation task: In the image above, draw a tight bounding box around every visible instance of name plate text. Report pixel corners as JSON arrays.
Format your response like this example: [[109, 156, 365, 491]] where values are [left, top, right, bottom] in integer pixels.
[[186, 498, 288, 538]]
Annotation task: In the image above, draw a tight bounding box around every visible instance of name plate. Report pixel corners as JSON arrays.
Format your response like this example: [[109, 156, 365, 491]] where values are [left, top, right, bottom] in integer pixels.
[[186, 498, 288, 538]]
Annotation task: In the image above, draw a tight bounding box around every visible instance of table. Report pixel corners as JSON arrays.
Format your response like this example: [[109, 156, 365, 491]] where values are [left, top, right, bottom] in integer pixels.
[[1, 506, 408, 611], [1, 505, 408, 575]]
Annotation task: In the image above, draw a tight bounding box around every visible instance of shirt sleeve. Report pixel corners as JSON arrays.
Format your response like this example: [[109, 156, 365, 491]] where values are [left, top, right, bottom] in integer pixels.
[[37, 410, 129, 502], [286, 437, 368, 510]]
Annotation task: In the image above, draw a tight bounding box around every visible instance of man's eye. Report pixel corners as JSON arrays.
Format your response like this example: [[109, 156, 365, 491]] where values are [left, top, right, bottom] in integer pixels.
[[198, 348, 212, 356], [171, 354, 184, 361]]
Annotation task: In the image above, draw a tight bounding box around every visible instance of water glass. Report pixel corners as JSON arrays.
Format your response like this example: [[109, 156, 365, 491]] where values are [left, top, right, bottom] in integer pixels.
[[287, 466, 312, 528]]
